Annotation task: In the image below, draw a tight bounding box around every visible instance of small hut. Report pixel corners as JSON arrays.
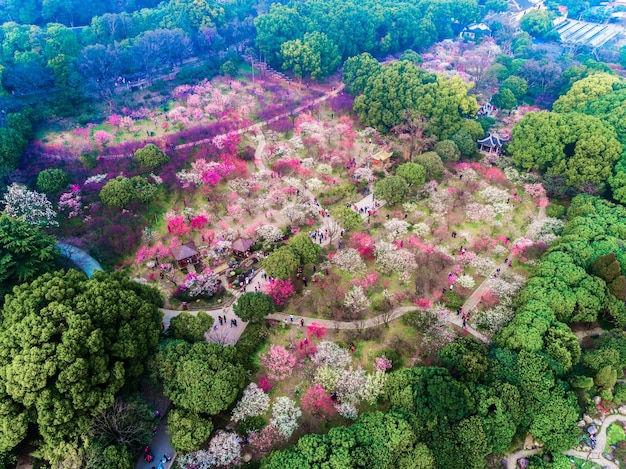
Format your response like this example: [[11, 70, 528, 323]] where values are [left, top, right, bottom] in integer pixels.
[[371, 150, 393, 168], [231, 237, 254, 258], [171, 242, 200, 269], [477, 133, 508, 155]]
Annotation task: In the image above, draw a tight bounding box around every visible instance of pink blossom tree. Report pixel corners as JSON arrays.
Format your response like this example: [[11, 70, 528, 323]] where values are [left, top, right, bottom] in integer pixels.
[[167, 216, 189, 236], [261, 279, 295, 306], [307, 323, 326, 339], [94, 130, 112, 146], [260, 345, 297, 381], [300, 384, 336, 419], [190, 215, 209, 230]]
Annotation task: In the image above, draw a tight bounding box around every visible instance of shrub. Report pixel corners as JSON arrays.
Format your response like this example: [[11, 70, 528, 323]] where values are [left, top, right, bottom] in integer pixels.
[[377, 349, 403, 371], [238, 416, 267, 435], [134, 143, 169, 169], [36, 168, 69, 193], [442, 290, 464, 310], [546, 203, 566, 219]]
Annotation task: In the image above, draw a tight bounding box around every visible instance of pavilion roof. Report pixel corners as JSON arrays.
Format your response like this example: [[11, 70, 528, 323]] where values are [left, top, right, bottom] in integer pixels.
[[477, 133, 508, 148], [170, 242, 198, 261], [232, 237, 254, 252], [372, 150, 393, 161]]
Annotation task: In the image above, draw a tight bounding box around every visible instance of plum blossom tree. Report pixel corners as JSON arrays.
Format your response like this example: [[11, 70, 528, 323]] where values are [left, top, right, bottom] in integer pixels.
[[183, 270, 222, 297], [247, 425, 284, 457], [207, 431, 241, 467], [2, 183, 58, 227], [260, 345, 297, 380], [361, 371, 387, 405], [456, 274, 476, 289], [383, 219, 410, 241], [58, 190, 83, 218], [261, 278, 295, 306], [344, 285, 371, 314], [335, 402, 358, 420], [270, 397, 301, 439], [311, 342, 352, 369], [375, 356, 393, 372], [231, 383, 271, 423], [167, 216, 190, 236], [300, 384, 336, 419], [331, 248, 366, 273], [256, 225, 284, 244]]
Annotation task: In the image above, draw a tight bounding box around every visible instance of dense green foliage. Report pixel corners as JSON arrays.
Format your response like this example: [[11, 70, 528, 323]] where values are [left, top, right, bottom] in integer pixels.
[[168, 311, 214, 343], [288, 233, 322, 265], [347, 59, 478, 137], [0, 270, 162, 453], [234, 292, 275, 323], [133, 143, 169, 170], [262, 246, 300, 279], [374, 176, 409, 205], [99, 176, 157, 207], [0, 214, 58, 300], [35, 168, 69, 193]]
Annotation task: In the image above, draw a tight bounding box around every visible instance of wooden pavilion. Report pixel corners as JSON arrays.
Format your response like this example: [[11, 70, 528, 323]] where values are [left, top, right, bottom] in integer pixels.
[[371, 150, 393, 168], [170, 242, 200, 269], [477, 133, 508, 155], [231, 237, 254, 258]]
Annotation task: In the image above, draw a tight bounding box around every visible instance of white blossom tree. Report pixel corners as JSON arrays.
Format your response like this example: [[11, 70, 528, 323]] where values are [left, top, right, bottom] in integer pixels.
[[335, 402, 358, 420], [270, 397, 302, 439], [255, 225, 284, 243], [231, 383, 271, 422], [311, 342, 352, 369], [332, 248, 366, 273], [207, 431, 241, 467], [2, 183, 58, 227], [344, 285, 371, 314], [383, 219, 410, 241]]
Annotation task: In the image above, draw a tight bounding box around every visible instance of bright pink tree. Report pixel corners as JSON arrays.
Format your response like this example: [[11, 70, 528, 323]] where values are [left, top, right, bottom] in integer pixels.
[[167, 216, 189, 236], [261, 279, 295, 306], [348, 232, 375, 259], [300, 384, 336, 419], [306, 323, 326, 339], [190, 215, 209, 229], [260, 345, 296, 381]]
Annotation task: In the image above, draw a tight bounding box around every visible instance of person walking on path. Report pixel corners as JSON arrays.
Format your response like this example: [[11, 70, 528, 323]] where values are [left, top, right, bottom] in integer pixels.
[[290, 314, 294, 323]]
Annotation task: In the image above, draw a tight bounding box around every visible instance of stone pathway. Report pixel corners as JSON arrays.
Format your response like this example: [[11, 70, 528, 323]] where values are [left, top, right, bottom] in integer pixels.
[[136, 414, 175, 469]]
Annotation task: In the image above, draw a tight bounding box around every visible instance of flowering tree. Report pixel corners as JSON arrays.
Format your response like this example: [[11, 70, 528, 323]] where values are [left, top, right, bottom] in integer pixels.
[[260, 345, 297, 380], [190, 215, 209, 230], [307, 322, 326, 339], [383, 219, 410, 241], [335, 402, 358, 420], [167, 216, 190, 236], [231, 383, 271, 422], [524, 183, 547, 198], [374, 241, 417, 275], [314, 366, 340, 391], [58, 190, 83, 218], [261, 278, 295, 306], [311, 342, 352, 369], [336, 367, 367, 403], [300, 384, 336, 419], [247, 425, 284, 457], [361, 371, 387, 405], [270, 397, 301, 439], [2, 184, 58, 227], [456, 274, 476, 289], [348, 232, 375, 259], [181, 270, 221, 297], [207, 431, 241, 467], [344, 285, 371, 313], [94, 130, 112, 146], [375, 356, 393, 372], [331, 248, 366, 273], [256, 225, 284, 243]]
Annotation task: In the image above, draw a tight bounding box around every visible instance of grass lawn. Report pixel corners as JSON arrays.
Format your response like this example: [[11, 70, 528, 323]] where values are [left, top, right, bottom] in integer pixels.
[[567, 456, 603, 469]]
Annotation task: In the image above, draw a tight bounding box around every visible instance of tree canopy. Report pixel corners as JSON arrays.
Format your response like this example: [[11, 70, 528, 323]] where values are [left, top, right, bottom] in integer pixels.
[[233, 292, 275, 323], [0, 270, 162, 453]]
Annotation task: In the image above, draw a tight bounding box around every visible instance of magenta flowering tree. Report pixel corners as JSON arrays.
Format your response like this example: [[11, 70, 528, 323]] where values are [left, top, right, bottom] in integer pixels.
[[58, 190, 83, 218], [167, 216, 189, 236], [261, 279, 295, 306], [260, 345, 297, 381], [190, 215, 209, 230], [307, 322, 326, 339], [94, 130, 112, 146], [106, 114, 122, 127], [202, 170, 222, 186], [300, 384, 336, 419]]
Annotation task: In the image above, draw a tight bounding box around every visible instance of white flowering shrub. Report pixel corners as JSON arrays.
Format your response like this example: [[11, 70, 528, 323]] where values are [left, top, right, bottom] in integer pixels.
[[256, 225, 284, 243], [354, 167, 373, 181], [332, 248, 366, 273], [183, 270, 222, 297], [307, 178, 324, 192], [458, 167, 480, 181], [478, 186, 509, 204], [412, 222, 430, 238], [493, 245, 509, 256], [492, 202, 514, 215], [317, 163, 333, 175], [311, 342, 352, 369], [402, 201, 420, 213], [384, 219, 410, 241], [470, 256, 496, 276], [207, 431, 241, 467], [504, 166, 538, 185], [489, 273, 525, 301], [290, 135, 305, 150], [335, 402, 358, 420], [466, 202, 497, 222], [426, 190, 453, 215], [344, 285, 371, 313], [142, 227, 157, 244], [314, 365, 341, 392], [374, 241, 417, 275], [456, 274, 476, 289], [300, 157, 315, 169], [270, 397, 301, 439], [2, 183, 57, 227], [361, 371, 387, 405], [336, 367, 367, 403], [231, 383, 271, 422], [475, 304, 516, 333], [84, 173, 108, 184]]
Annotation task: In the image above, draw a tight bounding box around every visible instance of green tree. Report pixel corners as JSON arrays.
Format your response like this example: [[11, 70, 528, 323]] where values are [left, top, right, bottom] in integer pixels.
[[520, 10, 554, 38], [553, 73, 621, 113], [233, 292, 275, 323], [168, 408, 213, 453], [99, 176, 135, 208], [133, 143, 169, 170], [288, 233, 321, 265], [434, 139, 460, 162], [168, 312, 214, 343], [374, 176, 409, 205], [129, 176, 158, 204], [155, 340, 245, 416], [451, 130, 476, 156], [0, 270, 162, 452], [0, 214, 58, 300], [281, 32, 340, 82], [396, 163, 426, 186], [415, 151, 445, 181], [492, 88, 516, 110], [342, 52, 381, 95], [529, 393, 580, 452], [439, 337, 489, 383], [501, 76, 528, 99], [332, 206, 362, 231], [36, 168, 69, 193], [262, 246, 300, 280]]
